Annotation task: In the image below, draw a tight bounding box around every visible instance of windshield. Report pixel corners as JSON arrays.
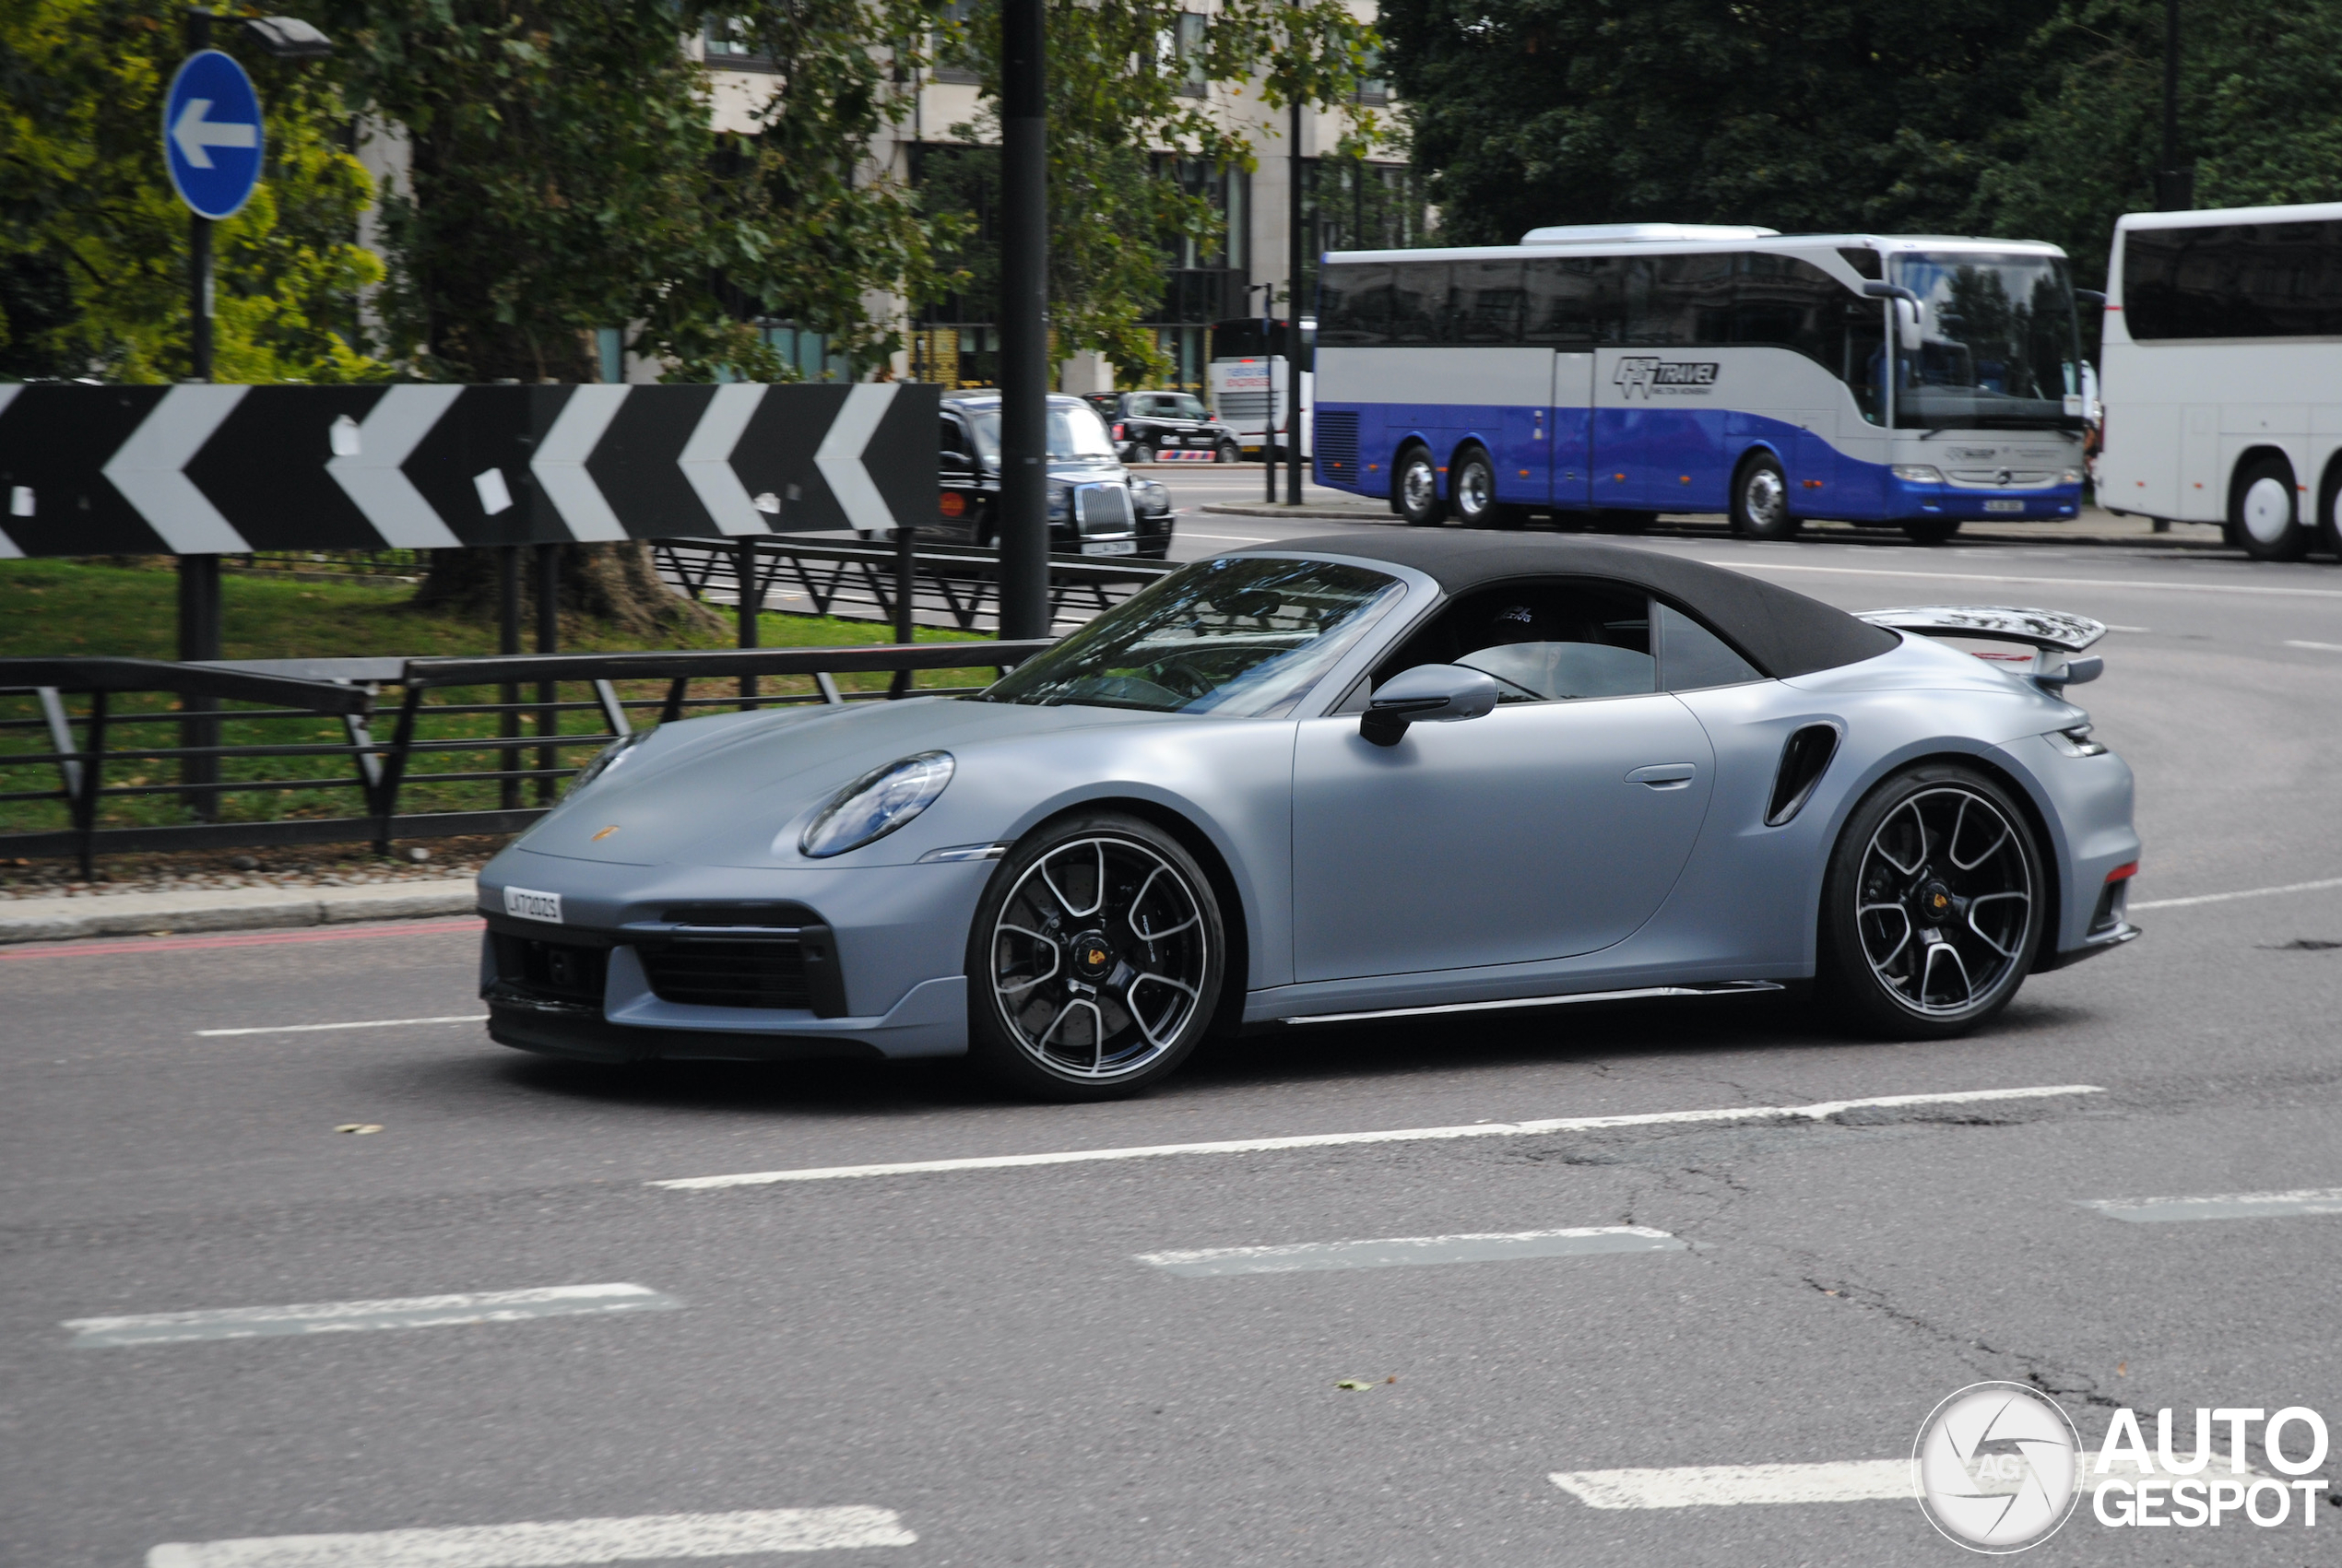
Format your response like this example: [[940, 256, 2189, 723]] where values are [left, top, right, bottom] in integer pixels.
[[977, 556, 1404, 715], [1890, 253, 2083, 430], [965, 403, 1118, 462]]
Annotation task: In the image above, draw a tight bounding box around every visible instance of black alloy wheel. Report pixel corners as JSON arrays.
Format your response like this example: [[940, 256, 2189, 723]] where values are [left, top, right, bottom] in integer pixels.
[[1902, 518, 1961, 546], [1818, 764, 2043, 1037], [1730, 452, 1800, 540], [1395, 446, 1446, 525], [1449, 446, 1508, 528], [2232, 453, 2308, 562], [967, 812, 1225, 1101]]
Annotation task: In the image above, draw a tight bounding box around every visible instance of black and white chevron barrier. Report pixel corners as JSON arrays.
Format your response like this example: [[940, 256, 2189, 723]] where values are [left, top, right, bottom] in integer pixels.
[[0, 382, 940, 557]]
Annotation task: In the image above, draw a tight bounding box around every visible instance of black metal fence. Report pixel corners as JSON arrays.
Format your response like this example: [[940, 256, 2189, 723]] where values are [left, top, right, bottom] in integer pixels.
[[0, 641, 1054, 874], [656, 534, 1171, 634]]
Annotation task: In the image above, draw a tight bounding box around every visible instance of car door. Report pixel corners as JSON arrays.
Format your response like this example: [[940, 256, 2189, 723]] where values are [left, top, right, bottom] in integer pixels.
[[1289, 580, 1717, 981], [937, 412, 985, 540]]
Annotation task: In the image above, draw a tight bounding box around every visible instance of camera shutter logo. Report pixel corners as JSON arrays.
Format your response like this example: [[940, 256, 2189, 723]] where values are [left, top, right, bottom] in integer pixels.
[[1913, 1383, 2082, 1552]]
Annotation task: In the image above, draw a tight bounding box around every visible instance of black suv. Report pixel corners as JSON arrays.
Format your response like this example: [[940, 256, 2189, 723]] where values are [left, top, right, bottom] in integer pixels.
[[1084, 391, 1241, 465], [929, 392, 1175, 559]]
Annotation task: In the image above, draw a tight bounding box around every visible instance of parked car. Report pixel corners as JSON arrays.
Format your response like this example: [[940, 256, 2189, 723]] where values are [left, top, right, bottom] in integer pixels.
[[1084, 391, 1242, 465], [929, 393, 1174, 559], [477, 534, 2140, 1101]]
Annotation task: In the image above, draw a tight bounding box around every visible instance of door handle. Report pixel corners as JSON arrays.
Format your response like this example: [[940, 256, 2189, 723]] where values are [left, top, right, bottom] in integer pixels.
[[1626, 763, 1697, 789]]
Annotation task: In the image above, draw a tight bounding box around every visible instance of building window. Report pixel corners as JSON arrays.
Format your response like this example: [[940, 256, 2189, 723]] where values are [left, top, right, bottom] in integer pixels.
[[596, 327, 624, 384], [1352, 45, 1388, 107], [930, 0, 981, 85], [1169, 13, 1208, 98], [701, 18, 775, 69]]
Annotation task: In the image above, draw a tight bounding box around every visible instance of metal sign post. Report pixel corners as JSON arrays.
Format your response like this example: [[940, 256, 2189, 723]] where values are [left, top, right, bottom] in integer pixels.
[[996, 0, 1049, 641]]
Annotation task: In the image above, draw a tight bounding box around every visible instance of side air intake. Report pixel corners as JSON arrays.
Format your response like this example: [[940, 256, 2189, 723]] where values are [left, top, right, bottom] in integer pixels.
[[1766, 724, 1839, 826]]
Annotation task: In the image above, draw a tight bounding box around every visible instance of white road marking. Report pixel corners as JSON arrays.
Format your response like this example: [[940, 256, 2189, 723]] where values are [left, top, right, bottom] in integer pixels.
[[145, 1507, 916, 1567], [1708, 559, 2342, 599], [651, 1084, 2102, 1190], [195, 1014, 489, 1037], [2284, 639, 2342, 652], [67, 1283, 679, 1348], [1178, 531, 1272, 542], [1139, 1225, 1683, 1276], [1549, 1461, 1912, 1508], [2080, 1186, 2342, 1222], [2104, 624, 2151, 632], [2129, 875, 2342, 910]]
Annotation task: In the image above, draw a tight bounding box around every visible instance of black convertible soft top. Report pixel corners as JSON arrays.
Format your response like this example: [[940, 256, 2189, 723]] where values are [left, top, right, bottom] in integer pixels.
[[1246, 532, 1899, 678]]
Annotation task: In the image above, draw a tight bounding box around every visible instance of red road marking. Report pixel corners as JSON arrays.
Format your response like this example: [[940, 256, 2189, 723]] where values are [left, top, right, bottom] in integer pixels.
[[0, 916, 481, 960]]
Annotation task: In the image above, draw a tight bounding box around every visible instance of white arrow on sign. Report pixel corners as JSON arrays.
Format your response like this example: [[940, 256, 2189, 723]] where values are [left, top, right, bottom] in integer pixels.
[[325, 385, 464, 548], [814, 383, 899, 536], [678, 383, 772, 536], [171, 98, 258, 170], [529, 385, 632, 541], [101, 385, 252, 553]]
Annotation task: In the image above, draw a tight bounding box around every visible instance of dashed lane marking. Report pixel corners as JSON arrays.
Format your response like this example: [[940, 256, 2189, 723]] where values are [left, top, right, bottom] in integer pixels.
[[66, 1283, 679, 1348], [195, 1013, 488, 1037], [650, 1085, 2103, 1190], [2079, 1186, 2342, 1223], [2129, 875, 2342, 910], [146, 1507, 916, 1566], [1550, 1461, 1912, 1509], [1138, 1225, 1684, 1276], [2284, 639, 2342, 652]]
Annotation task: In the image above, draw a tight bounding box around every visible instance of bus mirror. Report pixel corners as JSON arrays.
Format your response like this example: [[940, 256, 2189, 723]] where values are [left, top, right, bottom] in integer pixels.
[[1894, 299, 1922, 351]]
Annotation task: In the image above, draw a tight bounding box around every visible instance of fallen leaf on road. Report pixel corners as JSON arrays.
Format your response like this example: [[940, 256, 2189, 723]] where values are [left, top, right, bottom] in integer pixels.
[[335, 1123, 384, 1135]]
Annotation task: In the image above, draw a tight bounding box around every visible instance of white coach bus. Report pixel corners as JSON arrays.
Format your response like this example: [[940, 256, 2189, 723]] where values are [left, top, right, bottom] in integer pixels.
[[2098, 201, 2342, 560], [1309, 224, 2090, 543], [1205, 317, 1311, 461]]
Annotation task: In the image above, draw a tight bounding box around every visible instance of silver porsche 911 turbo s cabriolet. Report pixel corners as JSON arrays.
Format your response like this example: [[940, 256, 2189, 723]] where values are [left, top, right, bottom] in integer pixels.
[[476, 533, 2141, 1100]]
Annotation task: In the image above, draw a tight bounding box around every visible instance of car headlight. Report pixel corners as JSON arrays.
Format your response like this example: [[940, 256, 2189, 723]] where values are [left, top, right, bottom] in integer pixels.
[[1047, 482, 1071, 519], [799, 751, 956, 858], [1890, 465, 1945, 484], [567, 730, 645, 795]]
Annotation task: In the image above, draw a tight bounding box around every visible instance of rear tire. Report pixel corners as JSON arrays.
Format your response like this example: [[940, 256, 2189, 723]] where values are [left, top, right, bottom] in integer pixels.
[[1902, 518, 1961, 546], [966, 811, 1224, 1102], [1816, 763, 2043, 1039], [1450, 445, 1504, 527], [2232, 454, 2307, 561], [1396, 445, 1445, 525], [1215, 440, 1238, 464], [1730, 452, 1800, 540]]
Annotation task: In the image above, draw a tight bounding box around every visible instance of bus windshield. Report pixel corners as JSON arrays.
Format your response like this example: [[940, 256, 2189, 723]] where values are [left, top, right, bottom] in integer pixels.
[[1890, 252, 2083, 430]]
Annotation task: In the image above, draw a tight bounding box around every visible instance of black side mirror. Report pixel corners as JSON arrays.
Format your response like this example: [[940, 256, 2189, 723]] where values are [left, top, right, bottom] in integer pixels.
[[1360, 664, 1502, 747]]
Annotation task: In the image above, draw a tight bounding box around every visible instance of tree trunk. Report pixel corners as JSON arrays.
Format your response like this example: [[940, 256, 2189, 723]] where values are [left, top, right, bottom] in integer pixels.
[[409, 543, 726, 643]]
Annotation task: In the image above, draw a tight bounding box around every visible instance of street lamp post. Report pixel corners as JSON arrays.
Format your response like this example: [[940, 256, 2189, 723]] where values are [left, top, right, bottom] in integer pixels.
[[1284, 95, 1305, 506], [2156, 0, 2192, 211]]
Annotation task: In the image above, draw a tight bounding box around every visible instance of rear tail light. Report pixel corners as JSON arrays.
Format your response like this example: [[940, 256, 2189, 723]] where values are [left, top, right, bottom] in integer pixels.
[[2104, 861, 2137, 883], [1112, 422, 1125, 439]]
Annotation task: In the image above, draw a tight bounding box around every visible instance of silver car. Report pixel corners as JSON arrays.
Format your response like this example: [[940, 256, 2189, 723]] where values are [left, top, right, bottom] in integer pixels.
[[477, 534, 2141, 1101]]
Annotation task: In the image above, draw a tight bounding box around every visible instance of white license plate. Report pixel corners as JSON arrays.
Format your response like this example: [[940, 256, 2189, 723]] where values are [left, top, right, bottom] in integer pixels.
[[1983, 499, 2026, 513], [1082, 538, 1139, 556], [503, 886, 563, 924]]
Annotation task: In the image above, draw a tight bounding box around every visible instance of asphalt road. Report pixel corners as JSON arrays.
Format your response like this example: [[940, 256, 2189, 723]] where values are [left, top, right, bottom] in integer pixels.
[[7, 529, 2342, 1566]]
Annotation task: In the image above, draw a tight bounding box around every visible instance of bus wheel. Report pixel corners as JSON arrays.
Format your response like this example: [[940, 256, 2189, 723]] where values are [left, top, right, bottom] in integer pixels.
[[1902, 518, 1960, 545], [1396, 446, 1445, 525], [1450, 446, 1504, 527], [2233, 454, 2307, 561], [1730, 453, 1799, 540]]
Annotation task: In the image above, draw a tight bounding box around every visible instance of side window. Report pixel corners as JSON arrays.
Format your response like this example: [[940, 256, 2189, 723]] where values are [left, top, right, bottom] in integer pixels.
[[940, 416, 967, 455], [1655, 602, 1763, 690], [1451, 259, 1525, 345], [1388, 262, 1449, 345], [1318, 262, 1391, 347], [1524, 256, 1621, 346], [1374, 581, 1654, 701]]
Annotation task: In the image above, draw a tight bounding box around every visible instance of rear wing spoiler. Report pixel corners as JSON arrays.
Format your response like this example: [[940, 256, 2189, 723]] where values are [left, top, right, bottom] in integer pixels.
[[1856, 605, 2106, 691]]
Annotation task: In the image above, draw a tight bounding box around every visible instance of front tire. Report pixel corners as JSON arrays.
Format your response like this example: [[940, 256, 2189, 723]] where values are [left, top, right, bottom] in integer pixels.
[[2233, 454, 2307, 561], [1395, 446, 1445, 525], [967, 812, 1224, 1101], [1816, 764, 2043, 1038], [1730, 452, 1799, 540]]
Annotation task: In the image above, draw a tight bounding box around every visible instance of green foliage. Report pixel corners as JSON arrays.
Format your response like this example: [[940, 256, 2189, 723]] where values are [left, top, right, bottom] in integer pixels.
[[1974, 0, 2342, 289], [932, 0, 1381, 382], [313, 0, 953, 383], [0, 0, 385, 382], [1378, 0, 2057, 247]]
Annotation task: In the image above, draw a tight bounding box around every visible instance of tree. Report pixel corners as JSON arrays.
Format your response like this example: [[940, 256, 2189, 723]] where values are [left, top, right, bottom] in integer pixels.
[[1972, 0, 2342, 293], [929, 0, 1383, 383], [1378, 0, 2061, 246], [0, 0, 384, 382]]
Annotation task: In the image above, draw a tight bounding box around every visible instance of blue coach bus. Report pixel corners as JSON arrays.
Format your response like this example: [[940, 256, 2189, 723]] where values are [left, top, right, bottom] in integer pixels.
[[1309, 224, 2090, 544]]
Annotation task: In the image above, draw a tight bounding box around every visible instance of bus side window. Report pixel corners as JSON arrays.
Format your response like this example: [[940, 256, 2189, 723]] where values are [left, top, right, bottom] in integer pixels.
[[1319, 262, 1393, 347], [1389, 262, 1449, 345], [1524, 256, 1619, 347]]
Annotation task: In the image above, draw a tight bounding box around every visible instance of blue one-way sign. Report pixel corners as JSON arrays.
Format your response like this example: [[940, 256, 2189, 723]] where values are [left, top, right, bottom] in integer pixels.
[[163, 49, 264, 220]]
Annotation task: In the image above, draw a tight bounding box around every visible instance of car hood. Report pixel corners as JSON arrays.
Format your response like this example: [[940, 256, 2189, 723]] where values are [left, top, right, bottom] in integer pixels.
[[510, 695, 1168, 867]]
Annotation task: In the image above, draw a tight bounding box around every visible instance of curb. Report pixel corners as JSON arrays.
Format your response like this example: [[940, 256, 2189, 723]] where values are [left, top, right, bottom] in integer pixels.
[[0, 878, 479, 945]]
